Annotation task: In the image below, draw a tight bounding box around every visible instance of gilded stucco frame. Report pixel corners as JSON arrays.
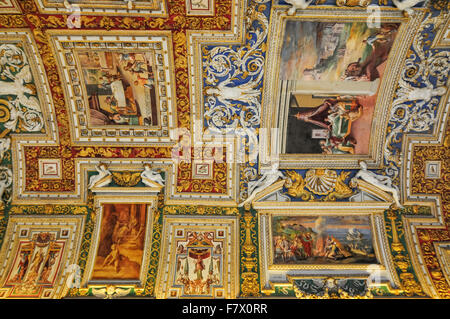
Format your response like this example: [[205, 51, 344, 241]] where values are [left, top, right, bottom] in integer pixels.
[[8, 1, 245, 207], [35, 0, 167, 16], [0, 0, 21, 13], [263, 210, 384, 271], [399, 93, 450, 298]]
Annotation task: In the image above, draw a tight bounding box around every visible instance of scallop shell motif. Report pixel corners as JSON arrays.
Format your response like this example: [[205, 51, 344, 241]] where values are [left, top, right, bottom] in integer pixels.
[[305, 169, 337, 195]]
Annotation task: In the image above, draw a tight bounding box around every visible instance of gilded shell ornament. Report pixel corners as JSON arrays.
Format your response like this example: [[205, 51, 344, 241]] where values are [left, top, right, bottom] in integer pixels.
[[304, 169, 337, 195]]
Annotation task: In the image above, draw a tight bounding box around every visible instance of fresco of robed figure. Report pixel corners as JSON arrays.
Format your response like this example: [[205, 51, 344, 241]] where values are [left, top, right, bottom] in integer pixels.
[[173, 231, 222, 296], [280, 21, 400, 155], [77, 51, 158, 127], [272, 215, 377, 265], [91, 204, 147, 281]]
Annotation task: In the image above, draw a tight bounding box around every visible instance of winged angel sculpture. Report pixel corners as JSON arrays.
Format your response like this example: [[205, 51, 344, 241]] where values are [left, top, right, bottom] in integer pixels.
[[0, 44, 44, 132]]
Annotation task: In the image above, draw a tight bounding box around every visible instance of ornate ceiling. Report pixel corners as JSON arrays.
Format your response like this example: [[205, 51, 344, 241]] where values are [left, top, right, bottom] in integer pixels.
[[0, 0, 448, 299]]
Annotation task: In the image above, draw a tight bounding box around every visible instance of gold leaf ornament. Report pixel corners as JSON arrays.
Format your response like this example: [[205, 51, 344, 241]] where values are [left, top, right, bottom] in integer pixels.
[[0, 100, 11, 123], [111, 171, 141, 187], [284, 171, 314, 200]]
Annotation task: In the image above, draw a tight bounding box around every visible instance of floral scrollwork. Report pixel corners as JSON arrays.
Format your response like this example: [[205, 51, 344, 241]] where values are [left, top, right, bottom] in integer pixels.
[[0, 43, 44, 133]]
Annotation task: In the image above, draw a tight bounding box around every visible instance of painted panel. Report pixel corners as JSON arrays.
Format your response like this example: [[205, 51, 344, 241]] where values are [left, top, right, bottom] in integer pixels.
[[280, 21, 400, 155], [91, 203, 148, 281], [272, 215, 377, 265], [77, 51, 158, 127]]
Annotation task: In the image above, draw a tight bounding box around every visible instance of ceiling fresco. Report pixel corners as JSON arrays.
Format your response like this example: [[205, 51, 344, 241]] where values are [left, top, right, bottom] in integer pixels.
[[0, 0, 448, 300]]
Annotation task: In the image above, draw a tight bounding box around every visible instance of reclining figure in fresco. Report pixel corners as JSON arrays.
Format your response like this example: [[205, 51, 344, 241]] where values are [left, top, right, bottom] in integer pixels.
[[352, 161, 403, 208]]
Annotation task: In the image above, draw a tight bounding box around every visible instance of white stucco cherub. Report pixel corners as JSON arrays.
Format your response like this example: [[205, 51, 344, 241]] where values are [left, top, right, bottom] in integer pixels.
[[239, 163, 285, 207], [140, 164, 165, 187], [392, 0, 425, 16], [88, 164, 112, 189], [284, 0, 314, 15], [405, 86, 446, 102], [352, 161, 403, 208]]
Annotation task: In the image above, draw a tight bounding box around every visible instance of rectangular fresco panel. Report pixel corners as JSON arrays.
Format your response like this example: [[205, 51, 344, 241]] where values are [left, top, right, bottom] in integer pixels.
[[185, 0, 214, 15], [156, 217, 238, 299], [173, 231, 223, 296], [77, 51, 158, 127], [0, 216, 84, 299], [91, 203, 147, 281], [4, 232, 65, 297], [272, 215, 377, 265], [280, 21, 400, 155]]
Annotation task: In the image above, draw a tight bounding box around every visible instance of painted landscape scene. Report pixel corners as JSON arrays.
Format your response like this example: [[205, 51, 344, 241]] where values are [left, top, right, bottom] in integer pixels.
[[272, 215, 377, 265]]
